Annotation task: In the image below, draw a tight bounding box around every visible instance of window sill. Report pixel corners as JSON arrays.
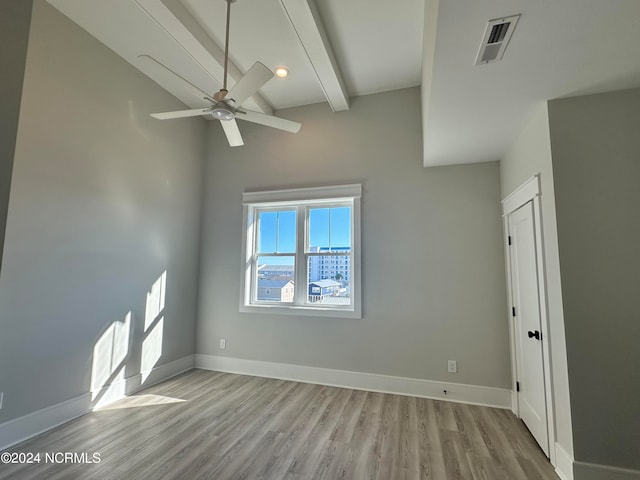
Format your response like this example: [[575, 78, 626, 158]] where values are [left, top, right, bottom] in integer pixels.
[[239, 303, 361, 319]]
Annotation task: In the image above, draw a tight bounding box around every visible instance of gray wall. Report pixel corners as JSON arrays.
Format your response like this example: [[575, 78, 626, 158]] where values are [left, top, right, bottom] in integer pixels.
[[0, 1, 33, 273], [0, 0, 205, 421], [198, 87, 511, 388], [500, 103, 574, 457], [549, 88, 640, 470]]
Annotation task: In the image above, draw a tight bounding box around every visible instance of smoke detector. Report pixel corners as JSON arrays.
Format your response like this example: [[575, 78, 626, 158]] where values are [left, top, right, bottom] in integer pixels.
[[475, 15, 520, 65]]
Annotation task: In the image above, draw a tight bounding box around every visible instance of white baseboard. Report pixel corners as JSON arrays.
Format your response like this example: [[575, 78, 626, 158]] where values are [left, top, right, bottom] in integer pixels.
[[0, 355, 194, 450], [194, 354, 511, 409], [555, 442, 574, 480], [0, 393, 91, 451], [573, 461, 640, 480]]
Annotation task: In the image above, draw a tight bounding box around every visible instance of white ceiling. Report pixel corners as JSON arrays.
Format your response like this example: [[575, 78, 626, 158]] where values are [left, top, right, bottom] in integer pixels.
[[46, 0, 640, 167], [423, 0, 640, 166]]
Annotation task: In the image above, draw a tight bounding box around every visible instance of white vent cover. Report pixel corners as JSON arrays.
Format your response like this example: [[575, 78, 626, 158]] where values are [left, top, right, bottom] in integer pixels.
[[474, 15, 520, 65]]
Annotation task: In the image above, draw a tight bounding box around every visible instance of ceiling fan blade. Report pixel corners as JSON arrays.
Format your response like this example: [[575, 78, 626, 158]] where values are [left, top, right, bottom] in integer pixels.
[[227, 62, 274, 106], [236, 110, 301, 133], [220, 119, 244, 147], [150, 108, 212, 120]]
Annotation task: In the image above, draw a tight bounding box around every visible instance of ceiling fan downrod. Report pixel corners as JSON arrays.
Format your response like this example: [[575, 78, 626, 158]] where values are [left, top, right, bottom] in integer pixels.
[[214, 0, 237, 101]]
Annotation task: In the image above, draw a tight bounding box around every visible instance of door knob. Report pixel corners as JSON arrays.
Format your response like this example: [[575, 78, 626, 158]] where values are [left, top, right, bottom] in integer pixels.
[[527, 330, 541, 340]]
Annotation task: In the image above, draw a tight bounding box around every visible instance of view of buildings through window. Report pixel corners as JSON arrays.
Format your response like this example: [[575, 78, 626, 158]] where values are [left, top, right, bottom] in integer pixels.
[[256, 206, 352, 304]]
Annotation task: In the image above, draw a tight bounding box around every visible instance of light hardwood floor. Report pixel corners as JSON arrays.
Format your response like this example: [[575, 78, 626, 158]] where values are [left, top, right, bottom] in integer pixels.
[[0, 369, 559, 479]]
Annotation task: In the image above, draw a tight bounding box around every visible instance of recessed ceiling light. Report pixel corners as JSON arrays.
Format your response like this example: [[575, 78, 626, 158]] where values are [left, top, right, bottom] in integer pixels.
[[275, 67, 289, 78]]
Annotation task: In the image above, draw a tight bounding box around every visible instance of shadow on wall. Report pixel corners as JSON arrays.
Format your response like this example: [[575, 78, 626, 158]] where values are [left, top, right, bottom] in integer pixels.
[[89, 271, 167, 410]]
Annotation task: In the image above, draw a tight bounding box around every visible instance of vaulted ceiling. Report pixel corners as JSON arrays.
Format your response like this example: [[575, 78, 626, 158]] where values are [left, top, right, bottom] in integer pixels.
[[46, 0, 640, 167]]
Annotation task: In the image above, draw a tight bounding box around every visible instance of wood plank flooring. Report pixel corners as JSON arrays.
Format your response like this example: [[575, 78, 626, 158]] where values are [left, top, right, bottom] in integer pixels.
[[0, 369, 559, 479]]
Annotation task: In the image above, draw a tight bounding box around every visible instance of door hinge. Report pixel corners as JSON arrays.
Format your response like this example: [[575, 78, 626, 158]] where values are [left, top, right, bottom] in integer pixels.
[[512, 307, 516, 317], [508, 235, 512, 245], [516, 381, 520, 392]]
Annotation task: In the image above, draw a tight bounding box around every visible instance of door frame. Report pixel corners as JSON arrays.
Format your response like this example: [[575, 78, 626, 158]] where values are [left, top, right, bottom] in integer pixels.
[[502, 174, 556, 465]]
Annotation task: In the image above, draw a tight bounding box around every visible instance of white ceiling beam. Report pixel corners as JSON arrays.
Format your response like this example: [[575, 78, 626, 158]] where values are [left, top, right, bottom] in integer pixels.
[[137, 54, 210, 108], [421, 0, 440, 167], [279, 0, 349, 112], [134, 0, 272, 115]]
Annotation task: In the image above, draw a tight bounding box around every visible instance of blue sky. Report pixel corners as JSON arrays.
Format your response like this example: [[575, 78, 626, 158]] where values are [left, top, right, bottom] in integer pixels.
[[258, 207, 351, 265]]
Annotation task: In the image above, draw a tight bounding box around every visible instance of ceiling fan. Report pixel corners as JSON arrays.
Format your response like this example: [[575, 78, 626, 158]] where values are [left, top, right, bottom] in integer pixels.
[[149, 0, 301, 146]]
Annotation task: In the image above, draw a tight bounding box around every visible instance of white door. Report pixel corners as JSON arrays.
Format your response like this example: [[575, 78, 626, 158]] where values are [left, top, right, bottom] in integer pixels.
[[508, 201, 549, 455]]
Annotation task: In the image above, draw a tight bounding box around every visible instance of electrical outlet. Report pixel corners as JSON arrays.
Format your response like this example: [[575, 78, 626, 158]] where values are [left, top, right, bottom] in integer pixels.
[[447, 360, 457, 373], [0, 392, 4, 410], [220, 338, 226, 350]]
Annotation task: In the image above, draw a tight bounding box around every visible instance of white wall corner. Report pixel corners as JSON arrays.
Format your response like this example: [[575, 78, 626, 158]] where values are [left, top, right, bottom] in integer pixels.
[[0, 355, 194, 450], [554, 442, 574, 480], [120, 354, 195, 401], [194, 354, 512, 409]]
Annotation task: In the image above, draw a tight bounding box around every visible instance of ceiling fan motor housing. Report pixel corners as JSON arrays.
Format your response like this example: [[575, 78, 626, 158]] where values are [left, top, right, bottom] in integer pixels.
[[211, 103, 235, 121]]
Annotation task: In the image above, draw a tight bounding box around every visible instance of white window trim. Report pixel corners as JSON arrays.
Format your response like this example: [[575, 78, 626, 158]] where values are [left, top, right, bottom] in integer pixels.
[[240, 184, 362, 319]]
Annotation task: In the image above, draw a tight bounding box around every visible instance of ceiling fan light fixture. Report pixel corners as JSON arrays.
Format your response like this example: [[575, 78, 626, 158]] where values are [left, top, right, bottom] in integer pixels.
[[275, 66, 289, 78], [211, 104, 235, 121]]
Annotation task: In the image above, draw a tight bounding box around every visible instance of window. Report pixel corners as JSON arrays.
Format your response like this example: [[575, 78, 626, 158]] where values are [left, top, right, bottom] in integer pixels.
[[240, 184, 361, 318]]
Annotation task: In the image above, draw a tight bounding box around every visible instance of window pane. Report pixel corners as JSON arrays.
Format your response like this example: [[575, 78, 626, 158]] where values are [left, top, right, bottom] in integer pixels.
[[308, 208, 329, 248], [307, 255, 351, 305], [258, 211, 277, 253], [277, 210, 296, 253], [258, 210, 296, 253], [256, 255, 295, 303], [309, 206, 351, 251], [329, 207, 351, 249]]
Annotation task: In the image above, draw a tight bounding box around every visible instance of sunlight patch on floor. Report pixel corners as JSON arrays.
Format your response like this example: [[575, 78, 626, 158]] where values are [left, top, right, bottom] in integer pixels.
[[94, 393, 186, 411]]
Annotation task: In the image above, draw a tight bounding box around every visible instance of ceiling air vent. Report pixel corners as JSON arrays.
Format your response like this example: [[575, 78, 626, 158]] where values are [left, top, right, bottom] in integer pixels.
[[474, 15, 520, 65]]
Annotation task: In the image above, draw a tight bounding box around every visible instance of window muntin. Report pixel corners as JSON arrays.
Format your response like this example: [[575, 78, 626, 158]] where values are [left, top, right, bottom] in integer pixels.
[[257, 209, 296, 254], [307, 206, 351, 251], [241, 185, 361, 318]]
